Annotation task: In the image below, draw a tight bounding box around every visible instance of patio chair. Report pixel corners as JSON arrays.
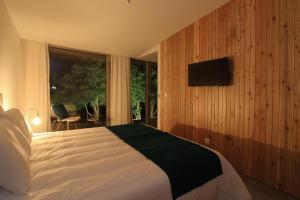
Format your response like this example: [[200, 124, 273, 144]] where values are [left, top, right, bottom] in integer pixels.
[[51, 104, 80, 131], [85, 104, 98, 126]]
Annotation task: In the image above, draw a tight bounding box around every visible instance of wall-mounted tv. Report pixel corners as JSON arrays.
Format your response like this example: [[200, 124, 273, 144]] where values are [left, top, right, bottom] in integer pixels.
[[188, 57, 231, 86]]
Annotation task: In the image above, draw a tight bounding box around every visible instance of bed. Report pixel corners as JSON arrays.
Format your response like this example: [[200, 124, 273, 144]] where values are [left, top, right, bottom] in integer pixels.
[[0, 121, 251, 200]]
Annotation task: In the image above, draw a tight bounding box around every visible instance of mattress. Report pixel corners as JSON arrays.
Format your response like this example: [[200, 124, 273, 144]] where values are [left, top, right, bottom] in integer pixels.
[[0, 127, 251, 200]]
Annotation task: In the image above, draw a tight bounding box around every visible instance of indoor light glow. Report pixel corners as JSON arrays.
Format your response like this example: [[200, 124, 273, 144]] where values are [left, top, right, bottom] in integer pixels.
[[32, 116, 41, 126]]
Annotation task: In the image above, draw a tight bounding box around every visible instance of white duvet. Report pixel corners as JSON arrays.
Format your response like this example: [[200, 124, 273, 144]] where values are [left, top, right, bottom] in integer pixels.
[[0, 127, 251, 200]]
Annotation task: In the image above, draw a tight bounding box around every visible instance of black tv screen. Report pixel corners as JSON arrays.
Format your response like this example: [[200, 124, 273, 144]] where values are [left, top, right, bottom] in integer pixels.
[[188, 57, 230, 86]]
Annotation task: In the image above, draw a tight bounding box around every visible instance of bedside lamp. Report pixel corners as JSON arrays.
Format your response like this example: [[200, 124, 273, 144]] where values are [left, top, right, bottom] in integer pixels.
[[27, 109, 41, 127], [32, 114, 41, 126]]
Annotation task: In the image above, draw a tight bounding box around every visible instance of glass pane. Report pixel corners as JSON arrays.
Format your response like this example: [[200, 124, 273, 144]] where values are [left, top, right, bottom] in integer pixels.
[[149, 63, 158, 119], [49, 47, 106, 131], [131, 62, 146, 122]]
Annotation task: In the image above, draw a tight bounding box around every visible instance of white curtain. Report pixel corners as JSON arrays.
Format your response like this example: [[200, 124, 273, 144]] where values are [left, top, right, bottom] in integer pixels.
[[109, 55, 132, 125], [22, 40, 51, 132]]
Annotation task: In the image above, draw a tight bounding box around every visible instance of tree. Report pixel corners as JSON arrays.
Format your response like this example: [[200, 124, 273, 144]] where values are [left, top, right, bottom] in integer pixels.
[[131, 65, 145, 120], [57, 59, 106, 118], [149, 65, 158, 118]]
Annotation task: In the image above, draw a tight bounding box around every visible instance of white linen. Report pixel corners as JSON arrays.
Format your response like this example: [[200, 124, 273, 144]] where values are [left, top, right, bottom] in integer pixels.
[[0, 127, 251, 200]]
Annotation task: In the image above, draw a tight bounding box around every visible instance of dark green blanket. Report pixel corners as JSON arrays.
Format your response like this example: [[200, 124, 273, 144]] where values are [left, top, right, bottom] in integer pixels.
[[107, 124, 222, 199]]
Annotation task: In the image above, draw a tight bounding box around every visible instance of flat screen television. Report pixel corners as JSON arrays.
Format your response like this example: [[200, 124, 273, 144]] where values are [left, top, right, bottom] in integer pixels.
[[188, 57, 230, 86]]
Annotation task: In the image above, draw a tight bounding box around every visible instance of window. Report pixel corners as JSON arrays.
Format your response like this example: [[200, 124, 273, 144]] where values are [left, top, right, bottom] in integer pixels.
[[149, 63, 158, 120], [130, 59, 158, 127], [49, 47, 106, 130]]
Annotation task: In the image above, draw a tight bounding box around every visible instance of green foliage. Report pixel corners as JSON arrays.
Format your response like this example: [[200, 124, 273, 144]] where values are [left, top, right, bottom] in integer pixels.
[[51, 59, 106, 112], [131, 65, 145, 120], [149, 65, 158, 118]]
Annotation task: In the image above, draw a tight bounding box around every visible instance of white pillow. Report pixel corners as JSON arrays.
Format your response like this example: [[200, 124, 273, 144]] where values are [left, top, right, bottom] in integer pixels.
[[0, 108, 32, 143], [1, 119, 31, 156], [0, 119, 30, 195]]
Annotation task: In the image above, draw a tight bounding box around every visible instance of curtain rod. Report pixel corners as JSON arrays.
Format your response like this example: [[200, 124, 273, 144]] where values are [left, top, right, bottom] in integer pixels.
[[48, 44, 108, 57]]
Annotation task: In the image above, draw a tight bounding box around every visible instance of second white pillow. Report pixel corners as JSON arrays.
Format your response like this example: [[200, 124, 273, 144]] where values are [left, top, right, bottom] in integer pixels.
[[0, 108, 32, 143], [0, 118, 31, 195], [0, 119, 31, 156]]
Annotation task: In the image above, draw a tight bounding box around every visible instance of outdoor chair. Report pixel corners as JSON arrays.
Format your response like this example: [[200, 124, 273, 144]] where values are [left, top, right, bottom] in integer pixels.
[[51, 104, 80, 131], [85, 104, 98, 126]]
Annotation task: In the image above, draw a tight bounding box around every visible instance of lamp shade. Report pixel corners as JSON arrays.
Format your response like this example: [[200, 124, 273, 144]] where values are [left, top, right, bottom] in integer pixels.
[[27, 109, 41, 127]]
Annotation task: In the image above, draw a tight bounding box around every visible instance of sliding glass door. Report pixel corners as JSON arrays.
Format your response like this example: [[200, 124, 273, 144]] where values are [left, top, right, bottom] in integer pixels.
[[49, 49, 157, 130], [130, 59, 157, 127], [147, 63, 158, 126]]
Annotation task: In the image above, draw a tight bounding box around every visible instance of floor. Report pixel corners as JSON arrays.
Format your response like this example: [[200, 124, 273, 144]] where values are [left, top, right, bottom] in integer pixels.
[[51, 119, 158, 132], [240, 175, 299, 200], [51, 120, 105, 132]]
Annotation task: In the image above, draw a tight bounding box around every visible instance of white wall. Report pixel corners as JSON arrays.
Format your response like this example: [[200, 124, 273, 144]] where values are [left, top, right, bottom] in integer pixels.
[[0, 0, 23, 111]]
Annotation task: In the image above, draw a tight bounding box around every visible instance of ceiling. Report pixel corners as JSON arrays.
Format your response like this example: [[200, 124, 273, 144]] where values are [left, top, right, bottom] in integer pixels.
[[4, 0, 229, 58], [140, 52, 158, 62]]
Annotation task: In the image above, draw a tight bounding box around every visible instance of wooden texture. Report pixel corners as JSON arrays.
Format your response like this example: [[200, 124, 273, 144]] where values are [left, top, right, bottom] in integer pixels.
[[159, 0, 300, 197]]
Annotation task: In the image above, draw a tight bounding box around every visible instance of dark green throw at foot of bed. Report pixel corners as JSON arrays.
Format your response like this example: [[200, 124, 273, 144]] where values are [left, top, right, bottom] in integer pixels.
[[107, 124, 222, 199]]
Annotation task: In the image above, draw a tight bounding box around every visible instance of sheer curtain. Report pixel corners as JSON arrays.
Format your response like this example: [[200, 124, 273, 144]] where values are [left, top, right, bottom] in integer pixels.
[[22, 40, 51, 132], [109, 55, 132, 125]]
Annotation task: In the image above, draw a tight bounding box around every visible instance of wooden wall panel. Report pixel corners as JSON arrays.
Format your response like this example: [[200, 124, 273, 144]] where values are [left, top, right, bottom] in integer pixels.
[[292, 0, 300, 195], [159, 0, 300, 197]]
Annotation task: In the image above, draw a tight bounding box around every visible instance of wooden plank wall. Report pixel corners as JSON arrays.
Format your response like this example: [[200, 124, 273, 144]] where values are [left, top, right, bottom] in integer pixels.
[[159, 0, 300, 197]]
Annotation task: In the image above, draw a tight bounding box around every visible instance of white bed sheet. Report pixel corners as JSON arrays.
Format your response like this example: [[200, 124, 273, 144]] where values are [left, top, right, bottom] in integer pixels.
[[0, 127, 251, 200]]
